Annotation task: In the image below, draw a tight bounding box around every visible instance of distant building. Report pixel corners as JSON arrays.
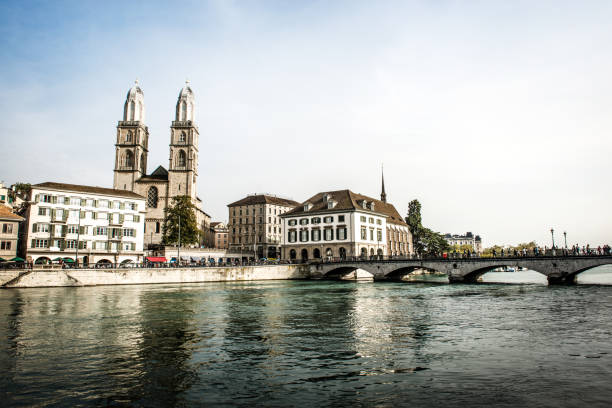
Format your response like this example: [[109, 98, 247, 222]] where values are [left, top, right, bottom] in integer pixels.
[[227, 194, 301, 259], [210, 222, 229, 249], [23, 182, 146, 265], [280, 188, 412, 261], [444, 232, 482, 253], [0, 205, 24, 260]]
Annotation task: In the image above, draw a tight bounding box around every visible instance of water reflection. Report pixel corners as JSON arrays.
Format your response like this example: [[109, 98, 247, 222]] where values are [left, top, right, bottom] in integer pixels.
[[1, 281, 612, 407]]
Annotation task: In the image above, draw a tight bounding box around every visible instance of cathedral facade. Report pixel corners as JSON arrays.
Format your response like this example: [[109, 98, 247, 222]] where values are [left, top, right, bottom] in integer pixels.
[[113, 81, 210, 246]]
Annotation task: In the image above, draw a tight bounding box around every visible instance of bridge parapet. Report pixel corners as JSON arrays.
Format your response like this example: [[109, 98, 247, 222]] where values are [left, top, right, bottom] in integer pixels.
[[309, 255, 612, 284]]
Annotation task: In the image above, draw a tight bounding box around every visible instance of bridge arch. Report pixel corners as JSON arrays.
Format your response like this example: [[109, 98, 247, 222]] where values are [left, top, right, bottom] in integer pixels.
[[385, 265, 445, 281], [566, 263, 612, 283], [461, 264, 548, 283], [323, 265, 377, 280]]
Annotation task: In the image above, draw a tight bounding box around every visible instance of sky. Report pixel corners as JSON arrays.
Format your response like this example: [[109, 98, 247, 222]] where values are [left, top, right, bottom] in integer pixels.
[[1, 0, 611, 247]]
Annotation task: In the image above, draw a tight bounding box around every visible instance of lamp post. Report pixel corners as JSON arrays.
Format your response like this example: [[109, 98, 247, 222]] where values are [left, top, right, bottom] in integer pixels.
[[563, 231, 567, 249], [177, 214, 181, 266], [75, 208, 81, 267], [550, 228, 555, 250]]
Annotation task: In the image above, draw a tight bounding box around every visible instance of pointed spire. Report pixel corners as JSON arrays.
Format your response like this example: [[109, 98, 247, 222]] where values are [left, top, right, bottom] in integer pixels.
[[381, 164, 387, 203]]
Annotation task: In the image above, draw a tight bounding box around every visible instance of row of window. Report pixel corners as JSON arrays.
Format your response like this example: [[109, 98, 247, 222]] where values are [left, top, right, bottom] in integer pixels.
[[360, 227, 383, 242], [359, 216, 382, 225], [232, 226, 280, 234], [36, 195, 139, 210], [31, 239, 137, 251], [32, 224, 136, 237], [288, 215, 343, 226], [232, 207, 287, 217], [0, 241, 12, 250], [287, 227, 347, 243], [37, 208, 140, 223], [230, 216, 282, 226]]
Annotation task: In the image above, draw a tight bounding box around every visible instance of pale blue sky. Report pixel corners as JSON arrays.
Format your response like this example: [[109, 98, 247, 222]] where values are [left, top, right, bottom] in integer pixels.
[[1, 1, 611, 247]]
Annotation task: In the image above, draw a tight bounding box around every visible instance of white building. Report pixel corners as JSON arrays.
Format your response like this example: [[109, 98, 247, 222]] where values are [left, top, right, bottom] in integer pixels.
[[280, 189, 412, 261], [24, 182, 146, 265]]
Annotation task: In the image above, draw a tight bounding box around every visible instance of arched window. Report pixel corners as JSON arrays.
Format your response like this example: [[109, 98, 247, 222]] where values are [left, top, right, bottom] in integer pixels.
[[126, 131, 132, 143], [360, 248, 367, 259], [301, 249, 308, 261], [179, 131, 186, 143], [147, 187, 158, 208], [123, 150, 134, 168], [313, 248, 321, 259], [177, 150, 186, 167], [129, 100, 135, 121], [290, 249, 296, 260], [155, 222, 160, 233], [140, 153, 145, 174], [181, 101, 187, 121], [339, 247, 346, 259], [326, 248, 333, 257]]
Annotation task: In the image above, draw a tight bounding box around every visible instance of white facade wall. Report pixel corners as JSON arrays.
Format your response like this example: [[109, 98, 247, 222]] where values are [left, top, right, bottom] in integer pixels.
[[282, 211, 388, 253], [27, 187, 146, 264]]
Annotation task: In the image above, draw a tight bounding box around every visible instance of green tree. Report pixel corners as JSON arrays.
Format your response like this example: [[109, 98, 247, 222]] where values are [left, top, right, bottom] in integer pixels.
[[162, 196, 200, 246], [406, 199, 424, 254], [421, 227, 451, 256], [13, 182, 31, 195]]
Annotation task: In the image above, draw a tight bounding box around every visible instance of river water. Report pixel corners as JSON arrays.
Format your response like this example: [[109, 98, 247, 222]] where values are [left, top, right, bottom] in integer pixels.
[[1, 270, 612, 407]]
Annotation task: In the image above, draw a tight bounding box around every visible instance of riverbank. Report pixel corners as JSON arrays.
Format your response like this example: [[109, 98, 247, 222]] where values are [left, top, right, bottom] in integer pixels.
[[0, 264, 310, 288]]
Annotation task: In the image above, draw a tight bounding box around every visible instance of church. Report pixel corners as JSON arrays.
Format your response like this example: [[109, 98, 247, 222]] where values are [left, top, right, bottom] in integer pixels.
[[112, 81, 210, 246]]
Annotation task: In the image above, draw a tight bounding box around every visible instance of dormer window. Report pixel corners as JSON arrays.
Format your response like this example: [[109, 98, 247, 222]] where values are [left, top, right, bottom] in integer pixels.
[[323, 193, 330, 202], [327, 200, 337, 209], [304, 202, 313, 211], [369, 201, 375, 211], [359, 200, 367, 209]]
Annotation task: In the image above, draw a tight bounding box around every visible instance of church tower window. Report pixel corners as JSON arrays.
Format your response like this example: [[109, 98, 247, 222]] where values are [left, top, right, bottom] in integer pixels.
[[126, 131, 132, 143], [177, 150, 186, 167], [147, 187, 158, 208], [179, 131, 186, 143], [123, 150, 134, 168]]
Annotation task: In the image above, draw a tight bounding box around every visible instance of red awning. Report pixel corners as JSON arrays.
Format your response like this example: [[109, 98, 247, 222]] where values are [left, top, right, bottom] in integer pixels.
[[146, 257, 167, 262]]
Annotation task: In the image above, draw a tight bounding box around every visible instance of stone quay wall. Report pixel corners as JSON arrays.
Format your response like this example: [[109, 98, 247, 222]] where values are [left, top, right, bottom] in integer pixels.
[[0, 264, 310, 288]]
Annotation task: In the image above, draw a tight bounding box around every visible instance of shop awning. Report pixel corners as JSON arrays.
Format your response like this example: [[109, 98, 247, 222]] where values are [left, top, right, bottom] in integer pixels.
[[53, 257, 63, 261], [190, 256, 201, 262], [10, 257, 25, 262], [180, 256, 189, 261], [146, 257, 167, 262], [63, 258, 75, 263], [0, 257, 5, 262]]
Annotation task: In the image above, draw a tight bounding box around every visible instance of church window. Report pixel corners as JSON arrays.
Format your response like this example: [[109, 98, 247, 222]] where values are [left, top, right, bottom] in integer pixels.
[[177, 150, 186, 167], [123, 150, 134, 168], [179, 132, 186, 143], [140, 153, 145, 173], [155, 222, 160, 233], [181, 101, 187, 121], [126, 131, 133, 143], [129, 100, 135, 121], [147, 187, 158, 208]]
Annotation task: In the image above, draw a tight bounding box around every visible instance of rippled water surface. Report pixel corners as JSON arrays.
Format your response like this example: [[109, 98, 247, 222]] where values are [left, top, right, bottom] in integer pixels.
[[1, 279, 612, 407]]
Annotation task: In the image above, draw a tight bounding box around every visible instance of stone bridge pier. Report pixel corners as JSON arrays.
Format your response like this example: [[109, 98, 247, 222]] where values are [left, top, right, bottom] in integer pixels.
[[310, 256, 612, 285]]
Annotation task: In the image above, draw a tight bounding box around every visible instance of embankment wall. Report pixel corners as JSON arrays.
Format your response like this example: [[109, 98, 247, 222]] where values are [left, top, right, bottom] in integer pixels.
[[0, 264, 310, 288]]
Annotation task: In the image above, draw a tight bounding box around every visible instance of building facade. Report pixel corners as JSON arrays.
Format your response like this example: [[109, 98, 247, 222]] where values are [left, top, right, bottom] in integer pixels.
[[228, 195, 300, 259], [0, 205, 24, 260], [112, 81, 210, 246], [210, 222, 229, 249], [23, 182, 146, 265], [444, 232, 483, 253], [280, 189, 412, 261]]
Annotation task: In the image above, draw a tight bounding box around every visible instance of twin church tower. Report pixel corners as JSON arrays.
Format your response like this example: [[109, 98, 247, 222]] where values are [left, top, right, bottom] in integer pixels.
[[112, 81, 209, 245]]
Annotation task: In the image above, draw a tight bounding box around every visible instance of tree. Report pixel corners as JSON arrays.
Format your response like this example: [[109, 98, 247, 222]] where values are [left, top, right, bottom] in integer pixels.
[[406, 199, 424, 254], [162, 196, 200, 246], [405, 200, 449, 256], [13, 182, 31, 195]]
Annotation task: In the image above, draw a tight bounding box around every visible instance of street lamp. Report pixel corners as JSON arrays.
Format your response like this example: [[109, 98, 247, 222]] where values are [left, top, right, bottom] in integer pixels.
[[550, 228, 555, 249], [563, 231, 567, 249]]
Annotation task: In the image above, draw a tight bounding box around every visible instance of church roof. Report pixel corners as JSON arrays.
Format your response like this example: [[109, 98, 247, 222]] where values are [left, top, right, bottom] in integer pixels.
[[138, 166, 169, 181]]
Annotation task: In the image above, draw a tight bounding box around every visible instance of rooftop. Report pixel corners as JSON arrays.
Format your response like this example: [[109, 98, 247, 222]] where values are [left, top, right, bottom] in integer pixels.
[[282, 189, 408, 226], [0, 205, 24, 221], [32, 182, 145, 200], [228, 194, 301, 208]]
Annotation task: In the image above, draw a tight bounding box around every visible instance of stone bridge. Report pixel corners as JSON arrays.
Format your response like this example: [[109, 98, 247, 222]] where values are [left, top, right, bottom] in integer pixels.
[[310, 256, 612, 284]]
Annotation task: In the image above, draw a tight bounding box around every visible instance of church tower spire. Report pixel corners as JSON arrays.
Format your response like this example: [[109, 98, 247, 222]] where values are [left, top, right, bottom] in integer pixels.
[[380, 164, 387, 203], [113, 80, 149, 190], [168, 81, 199, 202]]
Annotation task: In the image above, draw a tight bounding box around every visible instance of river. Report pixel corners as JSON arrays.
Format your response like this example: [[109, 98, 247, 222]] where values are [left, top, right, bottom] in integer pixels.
[[1, 269, 612, 407]]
